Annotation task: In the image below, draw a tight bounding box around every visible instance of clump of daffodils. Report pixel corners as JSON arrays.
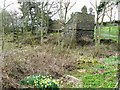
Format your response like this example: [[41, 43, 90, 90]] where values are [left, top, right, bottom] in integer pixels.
[[20, 74, 59, 90]]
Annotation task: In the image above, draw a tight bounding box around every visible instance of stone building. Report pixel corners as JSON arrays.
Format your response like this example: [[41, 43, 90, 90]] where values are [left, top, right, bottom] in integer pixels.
[[66, 5, 95, 42]]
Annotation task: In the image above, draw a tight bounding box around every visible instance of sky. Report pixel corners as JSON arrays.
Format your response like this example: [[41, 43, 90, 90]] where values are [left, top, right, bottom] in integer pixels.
[[0, 0, 119, 22]]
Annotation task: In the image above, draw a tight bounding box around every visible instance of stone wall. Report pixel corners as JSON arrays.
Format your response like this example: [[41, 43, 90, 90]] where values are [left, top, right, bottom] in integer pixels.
[[76, 13, 94, 30], [66, 5, 95, 42], [76, 30, 94, 42]]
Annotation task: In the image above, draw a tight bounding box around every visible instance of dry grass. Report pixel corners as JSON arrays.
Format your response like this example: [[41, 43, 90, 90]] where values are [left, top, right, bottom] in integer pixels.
[[3, 44, 77, 88]]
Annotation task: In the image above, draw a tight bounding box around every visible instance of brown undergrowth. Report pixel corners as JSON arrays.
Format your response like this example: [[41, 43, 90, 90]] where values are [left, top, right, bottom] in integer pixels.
[[2, 44, 77, 89]]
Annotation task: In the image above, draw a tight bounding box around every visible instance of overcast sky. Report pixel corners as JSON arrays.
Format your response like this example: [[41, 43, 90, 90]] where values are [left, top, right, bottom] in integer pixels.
[[0, 0, 118, 22]]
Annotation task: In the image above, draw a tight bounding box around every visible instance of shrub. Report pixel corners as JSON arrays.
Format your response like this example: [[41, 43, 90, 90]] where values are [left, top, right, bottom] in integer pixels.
[[20, 74, 59, 90]]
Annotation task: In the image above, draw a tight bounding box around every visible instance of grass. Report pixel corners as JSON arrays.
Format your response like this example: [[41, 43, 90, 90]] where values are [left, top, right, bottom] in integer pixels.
[[68, 56, 118, 88], [94, 26, 119, 42]]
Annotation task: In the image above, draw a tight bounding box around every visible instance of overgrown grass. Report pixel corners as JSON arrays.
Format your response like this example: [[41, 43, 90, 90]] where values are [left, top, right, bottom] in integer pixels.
[[4, 32, 118, 88]]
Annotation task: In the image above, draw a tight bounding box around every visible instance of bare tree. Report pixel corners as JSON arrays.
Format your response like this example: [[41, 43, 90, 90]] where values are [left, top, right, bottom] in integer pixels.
[[90, 0, 120, 56], [1, 0, 14, 89], [90, 0, 109, 56], [56, 0, 76, 47], [106, 1, 118, 39], [0, 1, 6, 88]]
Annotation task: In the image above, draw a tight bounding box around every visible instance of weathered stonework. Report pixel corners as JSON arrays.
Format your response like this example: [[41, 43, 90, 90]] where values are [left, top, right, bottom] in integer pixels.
[[49, 6, 95, 43], [66, 6, 95, 42]]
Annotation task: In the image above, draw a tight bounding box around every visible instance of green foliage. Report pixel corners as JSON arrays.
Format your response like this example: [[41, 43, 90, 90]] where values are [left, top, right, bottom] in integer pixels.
[[82, 56, 117, 88], [104, 56, 118, 65], [69, 56, 117, 88], [97, 1, 106, 15], [20, 74, 59, 90], [83, 69, 116, 88]]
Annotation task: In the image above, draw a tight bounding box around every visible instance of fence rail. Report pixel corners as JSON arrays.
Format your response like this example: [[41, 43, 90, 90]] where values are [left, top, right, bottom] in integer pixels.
[[94, 26, 119, 42]]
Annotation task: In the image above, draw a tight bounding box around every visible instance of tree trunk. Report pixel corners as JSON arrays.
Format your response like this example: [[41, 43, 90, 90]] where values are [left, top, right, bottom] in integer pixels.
[[95, 13, 100, 56], [95, 0, 107, 56], [0, 0, 5, 89], [41, 3, 44, 45], [118, 21, 120, 88], [118, 2, 120, 88], [118, 3, 120, 88]]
